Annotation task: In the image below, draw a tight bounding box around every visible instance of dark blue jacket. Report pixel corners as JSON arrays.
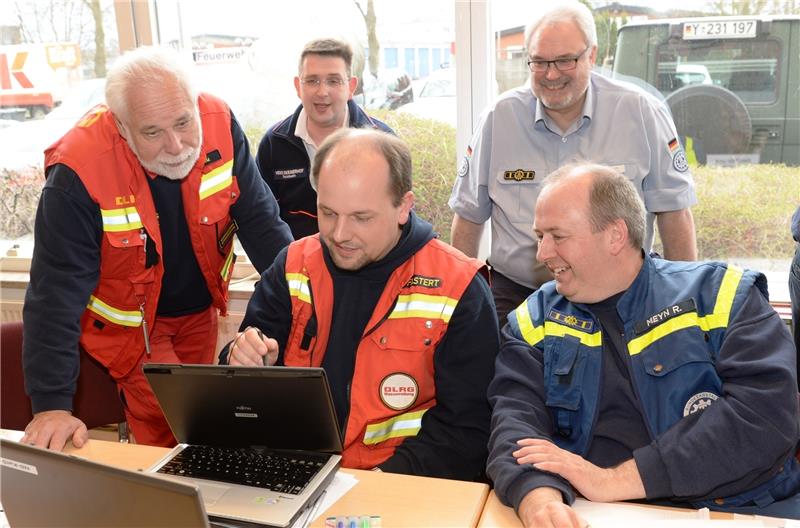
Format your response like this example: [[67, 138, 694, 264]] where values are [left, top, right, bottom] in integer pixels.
[[256, 100, 393, 239], [488, 255, 800, 513]]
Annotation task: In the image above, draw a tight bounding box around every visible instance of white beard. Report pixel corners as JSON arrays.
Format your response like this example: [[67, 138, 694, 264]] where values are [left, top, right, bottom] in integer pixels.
[[127, 126, 204, 181], [140, 145, 202, 180]]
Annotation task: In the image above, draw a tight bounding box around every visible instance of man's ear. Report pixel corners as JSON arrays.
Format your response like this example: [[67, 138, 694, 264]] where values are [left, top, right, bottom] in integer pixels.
[[294, 76, 302, 99], [347, 76, 358, 99], [397, 191, 415, 225], [113, 115, 128, 140], [608, 218, 629, 256]]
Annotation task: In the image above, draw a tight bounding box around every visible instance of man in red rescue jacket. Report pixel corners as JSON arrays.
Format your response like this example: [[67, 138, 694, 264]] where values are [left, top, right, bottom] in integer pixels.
[[223, 128, 499, 481], [21, 47, 292, 451]]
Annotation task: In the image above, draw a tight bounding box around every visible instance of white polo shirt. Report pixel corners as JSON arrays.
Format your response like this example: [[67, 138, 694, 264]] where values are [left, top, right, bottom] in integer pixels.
[[449, 72, 697, 289], [295, 105, 350, 190]]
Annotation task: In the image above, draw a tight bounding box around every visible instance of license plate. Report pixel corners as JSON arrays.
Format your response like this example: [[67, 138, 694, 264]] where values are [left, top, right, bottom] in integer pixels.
[[683, 20, 757, 40]]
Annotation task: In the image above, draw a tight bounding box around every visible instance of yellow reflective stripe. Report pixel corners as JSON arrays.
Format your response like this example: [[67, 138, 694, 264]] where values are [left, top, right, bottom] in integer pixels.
[[708, 265, 743, 328], [199, 159, 233, 200], [363, 409, 427, 445], [628, 312, 700, 356], [388, 293, 458, 323], [86, 295, 142, 327], [515, 303, 543, 346], [627, 266, 744, 356], [286, 272, 311, 304], [100, 207, 142, 232], [220, 249, 234, 281]]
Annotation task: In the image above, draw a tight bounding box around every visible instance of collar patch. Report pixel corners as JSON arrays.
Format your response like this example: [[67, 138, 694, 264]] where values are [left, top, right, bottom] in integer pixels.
[[547, 309, 593, 332], [503, 169, 536, 182], [634, 299, 696, 335], [204, 149, 221, 165]]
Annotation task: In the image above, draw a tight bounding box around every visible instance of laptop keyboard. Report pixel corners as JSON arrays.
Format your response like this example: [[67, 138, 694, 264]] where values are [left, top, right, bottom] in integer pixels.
[[157, 445, 329, 495]]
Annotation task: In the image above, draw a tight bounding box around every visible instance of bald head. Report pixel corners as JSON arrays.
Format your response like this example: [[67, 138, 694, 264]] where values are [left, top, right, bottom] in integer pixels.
[[312, 128, 412, 206], [542, 163, 646, 250]]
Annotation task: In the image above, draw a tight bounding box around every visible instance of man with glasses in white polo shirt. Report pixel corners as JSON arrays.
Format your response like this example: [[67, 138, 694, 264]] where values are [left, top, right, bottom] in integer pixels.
[[257, 38, 393, 239], [449, 1, 698, 324]]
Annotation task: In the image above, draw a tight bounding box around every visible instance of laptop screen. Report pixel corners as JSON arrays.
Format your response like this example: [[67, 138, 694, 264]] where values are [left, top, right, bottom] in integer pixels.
[[143, 364, 343, 453], [0, 439, 210, 528]]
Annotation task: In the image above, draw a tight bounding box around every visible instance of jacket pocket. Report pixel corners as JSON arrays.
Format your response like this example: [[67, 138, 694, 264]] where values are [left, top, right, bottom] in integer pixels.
[[101, 229, 145, 278], [543, 335, 586, 437], [494, 169, 543, 224], [81, 303, 142, 378]]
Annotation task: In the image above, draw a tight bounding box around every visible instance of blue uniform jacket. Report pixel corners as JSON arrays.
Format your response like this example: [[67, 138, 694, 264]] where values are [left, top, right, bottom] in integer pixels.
[[488, 255, 800, 512], [256, 100, 393, 239]]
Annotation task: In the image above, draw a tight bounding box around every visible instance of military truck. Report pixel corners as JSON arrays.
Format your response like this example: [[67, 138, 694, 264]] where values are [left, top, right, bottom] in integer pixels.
[[613, 15, 799, 166]]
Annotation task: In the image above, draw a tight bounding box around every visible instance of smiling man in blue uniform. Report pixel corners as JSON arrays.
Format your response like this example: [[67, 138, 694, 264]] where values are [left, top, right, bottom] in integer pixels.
[[487, 162, 800, 527]]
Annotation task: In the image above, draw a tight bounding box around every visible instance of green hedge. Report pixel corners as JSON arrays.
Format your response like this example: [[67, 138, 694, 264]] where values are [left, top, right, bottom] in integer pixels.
[[690, 164, 797, 261], [246, 115, 796, 260]]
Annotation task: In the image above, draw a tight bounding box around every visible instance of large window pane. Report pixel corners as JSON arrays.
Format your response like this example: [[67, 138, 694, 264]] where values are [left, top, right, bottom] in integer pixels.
[[489, 1, 795, 302], [155, 0, 456, 240], [1, 0, 118, 254]]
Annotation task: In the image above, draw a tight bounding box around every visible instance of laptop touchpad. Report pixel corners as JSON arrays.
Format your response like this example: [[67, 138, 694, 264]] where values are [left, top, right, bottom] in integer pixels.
[[196, 481, 231, 505]]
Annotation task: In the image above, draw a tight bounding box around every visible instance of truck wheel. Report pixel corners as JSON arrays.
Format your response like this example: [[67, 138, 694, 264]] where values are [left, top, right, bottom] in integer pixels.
[[29, 105, 48, 120], [666, 84, 751, 164]]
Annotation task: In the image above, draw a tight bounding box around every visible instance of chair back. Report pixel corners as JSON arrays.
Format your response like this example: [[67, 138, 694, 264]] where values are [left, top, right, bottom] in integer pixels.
[[1, 320, 126, 433]]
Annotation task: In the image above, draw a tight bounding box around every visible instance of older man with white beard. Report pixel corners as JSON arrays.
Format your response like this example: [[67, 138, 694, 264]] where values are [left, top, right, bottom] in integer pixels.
[[21, 46, 292, 451]]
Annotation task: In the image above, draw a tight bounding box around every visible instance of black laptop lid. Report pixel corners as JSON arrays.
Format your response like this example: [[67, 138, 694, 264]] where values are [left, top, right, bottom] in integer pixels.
[[0, 439, 209, 528], [143, 364, 343, 453]]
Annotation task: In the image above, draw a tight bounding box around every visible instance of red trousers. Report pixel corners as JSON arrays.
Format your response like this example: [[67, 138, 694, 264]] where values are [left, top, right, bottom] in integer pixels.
[[115, 306, 218, 447]]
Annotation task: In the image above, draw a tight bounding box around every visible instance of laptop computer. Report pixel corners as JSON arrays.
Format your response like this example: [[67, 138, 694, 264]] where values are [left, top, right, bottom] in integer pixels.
[[0, 438, 210, 527], [143, 363, 343, 528]]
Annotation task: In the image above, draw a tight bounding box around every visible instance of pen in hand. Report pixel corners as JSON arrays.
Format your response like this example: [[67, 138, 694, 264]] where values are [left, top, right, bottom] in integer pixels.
[[233, 326, 273, 366], [253, 327, 269, 366]]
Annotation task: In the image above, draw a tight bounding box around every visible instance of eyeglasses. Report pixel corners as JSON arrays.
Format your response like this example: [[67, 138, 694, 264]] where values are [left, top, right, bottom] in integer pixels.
[[300, 77, 347, 89], [527, 46, 590, 73]]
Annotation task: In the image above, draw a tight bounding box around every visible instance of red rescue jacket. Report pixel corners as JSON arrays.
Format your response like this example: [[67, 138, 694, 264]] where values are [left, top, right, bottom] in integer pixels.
[[283, 235, 482, 468], [44, 94, 240, 378]]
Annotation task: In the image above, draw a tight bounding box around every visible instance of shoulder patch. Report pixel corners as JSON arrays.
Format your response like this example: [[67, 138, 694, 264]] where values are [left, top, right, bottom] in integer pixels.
[[457, 156, 469, 178], [683, 391, 718, 416], [672, 149, 689, 173], [547, 309, 593, 332]]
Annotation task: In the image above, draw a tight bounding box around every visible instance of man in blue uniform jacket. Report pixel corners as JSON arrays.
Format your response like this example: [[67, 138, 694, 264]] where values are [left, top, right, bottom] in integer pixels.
[[487, 162, 800, 527], [256, 38, 393, 239]]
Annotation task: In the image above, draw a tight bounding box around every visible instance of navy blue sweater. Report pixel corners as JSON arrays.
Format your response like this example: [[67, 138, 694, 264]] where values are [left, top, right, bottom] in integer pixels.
[[256, 100, 393, 239]]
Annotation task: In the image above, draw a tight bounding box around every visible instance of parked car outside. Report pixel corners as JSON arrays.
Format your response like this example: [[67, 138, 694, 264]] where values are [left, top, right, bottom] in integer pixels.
[[397, 67, 456, 126], [360, 68, 414, 110], [615, 15, 799, 165]]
